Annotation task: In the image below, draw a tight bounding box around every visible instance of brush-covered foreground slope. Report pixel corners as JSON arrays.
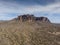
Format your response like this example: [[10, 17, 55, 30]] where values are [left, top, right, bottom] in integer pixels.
[[0, 20, 60, 45]]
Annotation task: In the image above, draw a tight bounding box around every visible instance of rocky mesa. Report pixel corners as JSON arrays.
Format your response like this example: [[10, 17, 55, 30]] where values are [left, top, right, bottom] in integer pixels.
[[0, 14, 60, 45], [16, 14, 50, 23]]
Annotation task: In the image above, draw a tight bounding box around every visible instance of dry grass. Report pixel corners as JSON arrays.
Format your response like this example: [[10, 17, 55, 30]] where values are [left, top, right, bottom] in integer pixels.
[[0, 20, 60, 45]]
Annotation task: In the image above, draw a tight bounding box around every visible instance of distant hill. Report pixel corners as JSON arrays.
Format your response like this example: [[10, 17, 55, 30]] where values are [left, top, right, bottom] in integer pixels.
[[53, 23, 60, 27], [0, 14, 60, 45]]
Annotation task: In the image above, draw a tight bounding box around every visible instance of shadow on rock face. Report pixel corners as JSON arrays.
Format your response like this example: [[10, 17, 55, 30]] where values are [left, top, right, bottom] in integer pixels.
[[35, 17, 50, 23], [16, 14, 51, 23]]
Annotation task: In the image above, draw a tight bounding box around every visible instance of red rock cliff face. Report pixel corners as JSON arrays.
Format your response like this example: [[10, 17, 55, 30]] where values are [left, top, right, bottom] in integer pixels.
[[18, 14, 35, 22], [17, 14, 50, 23]]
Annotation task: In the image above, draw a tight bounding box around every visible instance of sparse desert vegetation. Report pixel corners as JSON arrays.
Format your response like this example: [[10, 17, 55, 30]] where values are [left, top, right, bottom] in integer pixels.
[[0, 15, 60, 45]]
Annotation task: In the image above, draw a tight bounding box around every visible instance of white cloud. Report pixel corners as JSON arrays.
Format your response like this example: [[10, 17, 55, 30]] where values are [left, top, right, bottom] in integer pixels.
[[0, 1, 60, 23], [0, 1, 60, 15]]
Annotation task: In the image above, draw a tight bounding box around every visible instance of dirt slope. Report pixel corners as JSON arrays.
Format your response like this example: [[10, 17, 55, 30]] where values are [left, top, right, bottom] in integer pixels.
[[0, 20, 60, 45]]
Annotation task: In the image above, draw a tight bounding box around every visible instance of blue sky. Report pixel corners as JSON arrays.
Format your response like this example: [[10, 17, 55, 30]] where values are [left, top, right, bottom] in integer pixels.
[[0, 0, 60, 23]]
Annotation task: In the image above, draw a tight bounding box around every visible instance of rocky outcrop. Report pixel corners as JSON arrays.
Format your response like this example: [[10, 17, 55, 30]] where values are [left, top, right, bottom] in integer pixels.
[[18, 14, 34, 22], [17, 14, 50, 23], [35, 17, 50, 23]]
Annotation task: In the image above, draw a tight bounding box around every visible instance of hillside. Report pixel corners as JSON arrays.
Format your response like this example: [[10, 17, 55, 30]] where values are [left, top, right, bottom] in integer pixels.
[[0, 15, 60, 45]]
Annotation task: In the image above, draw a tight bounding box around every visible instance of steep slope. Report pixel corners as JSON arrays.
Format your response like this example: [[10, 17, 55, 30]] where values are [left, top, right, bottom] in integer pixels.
[[0, 20, 60, 45], [0, 21, 60, 45]]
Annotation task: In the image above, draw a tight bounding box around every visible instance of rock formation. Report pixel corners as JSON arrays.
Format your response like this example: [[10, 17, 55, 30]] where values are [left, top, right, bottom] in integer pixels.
[[35, 17, 50, 22], [18, 14, 34, 22], [17, 14, 50, 23]]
